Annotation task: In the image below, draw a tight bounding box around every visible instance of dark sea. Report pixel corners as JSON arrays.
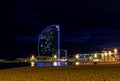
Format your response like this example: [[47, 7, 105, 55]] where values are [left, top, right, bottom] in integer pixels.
[[0, 62, 30, 70], [0, 61, 79, 70]]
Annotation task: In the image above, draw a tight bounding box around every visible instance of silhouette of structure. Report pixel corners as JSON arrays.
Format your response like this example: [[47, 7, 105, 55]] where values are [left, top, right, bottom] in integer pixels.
[[38, 24, 60, 60]]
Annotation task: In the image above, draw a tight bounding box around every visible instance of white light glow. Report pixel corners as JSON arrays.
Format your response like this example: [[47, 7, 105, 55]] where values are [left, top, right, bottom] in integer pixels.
[[93, 59, 99, 61], [54, 55, 57, 59], [94, 54, 97, 58], [75, 54, 79, 59], [60, 59, 67, 62], [102, 53, 104, 58], [75, 62, 79, 65], [105, 52, 107, 57], [89, 56, 92, 59], [114, 48, 118, 54], [53, 62, 57, 66], [31, 62, 35, 67], [109, 51, 112, 56], [30, 55, 35, 61]]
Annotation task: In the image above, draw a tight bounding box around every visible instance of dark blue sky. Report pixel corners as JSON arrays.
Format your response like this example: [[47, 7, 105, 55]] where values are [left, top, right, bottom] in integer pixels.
[[1, 0, 120, 59]]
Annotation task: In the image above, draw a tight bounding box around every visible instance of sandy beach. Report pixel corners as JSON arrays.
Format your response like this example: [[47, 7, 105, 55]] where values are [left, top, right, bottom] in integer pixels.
[[0, 64, 120, 81]]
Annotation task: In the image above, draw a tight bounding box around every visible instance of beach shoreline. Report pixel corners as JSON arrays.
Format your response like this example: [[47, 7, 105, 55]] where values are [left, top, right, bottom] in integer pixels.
[[0, 64, 120, 81]]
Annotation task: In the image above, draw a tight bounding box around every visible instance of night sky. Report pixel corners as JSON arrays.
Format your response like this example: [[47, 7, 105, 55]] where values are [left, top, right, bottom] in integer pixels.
[[1, 0, 120, 59]]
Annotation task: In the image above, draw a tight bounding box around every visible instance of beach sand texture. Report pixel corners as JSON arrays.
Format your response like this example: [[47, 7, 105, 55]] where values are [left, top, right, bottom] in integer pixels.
[[0, 64, 120, 81]]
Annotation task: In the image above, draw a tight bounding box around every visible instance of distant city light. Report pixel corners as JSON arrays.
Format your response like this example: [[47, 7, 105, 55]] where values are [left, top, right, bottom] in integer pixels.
[[54, 55, 57, 59], [75, 62, 79, 65], [104, 52, 107, 57], [94, 54, 97, 58], [75, 54, 79, 59], [102, 53, 104, 58], [31, 62, 35, 67], [30, 55, 36, 62], [114, 48, 118, 54], [89, 56, 92, 60], [53, 62, 57, 66], [108, 51, 112, 56]]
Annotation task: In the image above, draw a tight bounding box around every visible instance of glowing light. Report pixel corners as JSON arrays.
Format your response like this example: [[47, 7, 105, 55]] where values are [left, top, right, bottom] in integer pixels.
[[94, 54, 97, 58], [56, 25, 60, 31], [30, 55, 35, 62], [75, 54, 79, 59], [93, 59, 99, 61], [54, 55, 57, 59], [47, 28, 53, 30], [105, 52, 107, 57], [75, 62, 79, 65], [53, 62, 57, 66], [31, 55, 34, 59], [57, 62, 61, 66], [31, 62, 35, 67], [89, 56, 92, 59], [60, 59, 67, 62], [114, 48, 118, 54], [109, 51, 112, 56], [102, 53, 104, 58]]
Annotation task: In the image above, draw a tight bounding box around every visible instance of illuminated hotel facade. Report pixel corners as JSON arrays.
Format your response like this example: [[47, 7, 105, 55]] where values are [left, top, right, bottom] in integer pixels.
[[40, 27, 58, 56], [38, 25, 60, 59]]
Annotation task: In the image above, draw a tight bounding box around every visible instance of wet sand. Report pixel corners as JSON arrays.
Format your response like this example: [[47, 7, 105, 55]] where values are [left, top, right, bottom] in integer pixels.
[[0, 64, 120, 81]]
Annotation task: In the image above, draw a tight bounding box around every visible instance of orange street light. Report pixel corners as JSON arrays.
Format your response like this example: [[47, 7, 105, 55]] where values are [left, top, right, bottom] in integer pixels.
[[114, 48, 118, 55], [105, 52, 107, 57], [94, 54, 97, 58], [109, 51, 112, 56]]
